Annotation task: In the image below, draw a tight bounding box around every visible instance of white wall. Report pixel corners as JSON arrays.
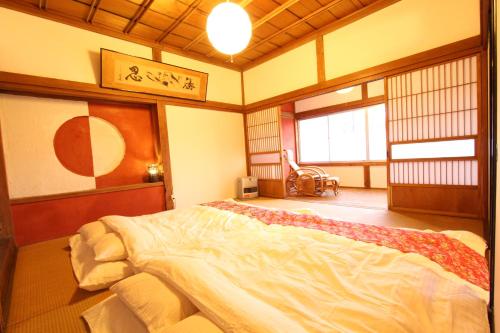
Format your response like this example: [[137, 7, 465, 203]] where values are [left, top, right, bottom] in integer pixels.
[[324, 0, 480, 80], [166, 106, 247, 208], [243, 41, 317, 104], [0, 7, 152, 85]]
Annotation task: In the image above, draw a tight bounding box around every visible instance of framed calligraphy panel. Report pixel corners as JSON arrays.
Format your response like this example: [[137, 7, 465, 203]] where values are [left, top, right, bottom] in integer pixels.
[[100, 49, 208, 101]]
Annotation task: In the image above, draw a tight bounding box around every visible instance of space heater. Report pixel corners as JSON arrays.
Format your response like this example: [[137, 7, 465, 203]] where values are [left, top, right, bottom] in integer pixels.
[[237, 176, 258, 199]]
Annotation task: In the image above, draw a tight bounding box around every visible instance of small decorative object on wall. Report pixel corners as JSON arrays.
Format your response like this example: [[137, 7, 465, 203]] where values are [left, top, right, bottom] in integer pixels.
[[147, 163, 161, 182], [101, 49, 208, 101]]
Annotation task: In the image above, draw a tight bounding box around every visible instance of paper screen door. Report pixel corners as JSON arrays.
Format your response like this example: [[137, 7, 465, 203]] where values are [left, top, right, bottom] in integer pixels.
[[386, 55, 484, 217]]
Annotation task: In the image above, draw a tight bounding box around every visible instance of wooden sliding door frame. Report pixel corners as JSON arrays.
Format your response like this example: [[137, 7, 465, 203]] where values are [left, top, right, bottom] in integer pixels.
[[385, 52, 486, 219]]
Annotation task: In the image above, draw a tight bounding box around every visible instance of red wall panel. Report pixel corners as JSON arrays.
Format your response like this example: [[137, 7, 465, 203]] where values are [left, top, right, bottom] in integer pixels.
[[89, 102, 157, 188], [11, 186, 166, 246], [281, 104, 296, 180]]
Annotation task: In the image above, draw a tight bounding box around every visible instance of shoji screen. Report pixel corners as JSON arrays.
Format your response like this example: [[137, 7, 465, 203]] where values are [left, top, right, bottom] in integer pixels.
[[245, 107, 285, 198], [387, 55, 484, 217]]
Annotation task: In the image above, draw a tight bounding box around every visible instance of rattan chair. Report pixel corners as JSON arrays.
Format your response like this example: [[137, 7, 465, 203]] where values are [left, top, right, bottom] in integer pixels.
[[284, 150, 340, 197]]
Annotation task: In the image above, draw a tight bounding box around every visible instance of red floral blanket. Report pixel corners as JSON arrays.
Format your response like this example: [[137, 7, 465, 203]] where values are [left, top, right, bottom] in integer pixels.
[[202, 201, 489, 291]]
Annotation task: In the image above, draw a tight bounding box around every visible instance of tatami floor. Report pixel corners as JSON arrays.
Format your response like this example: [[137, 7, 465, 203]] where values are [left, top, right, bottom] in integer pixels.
[[6, 193, 484, 332], [6, 237, 110, 333], [288, 188, 388, 209]]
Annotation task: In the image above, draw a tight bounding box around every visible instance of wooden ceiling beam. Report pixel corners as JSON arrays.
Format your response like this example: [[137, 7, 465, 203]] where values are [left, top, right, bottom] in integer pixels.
[[38, 0, 47, 10], [123, 0, 154, 34], [183, 0, 253, 51], [206, 0, 302, 57], [350, 0, 364, 9], [157, 0, 204, 43], [86, 0, 102, 23], [238, 0, 345, 58]]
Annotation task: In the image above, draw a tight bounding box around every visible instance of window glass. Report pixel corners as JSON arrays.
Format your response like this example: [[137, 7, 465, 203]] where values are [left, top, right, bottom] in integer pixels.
[[298, 117, 329, 162], [298, 104, 387, 163], [367, 104, 387, 160], [328, 110, 366, 161]]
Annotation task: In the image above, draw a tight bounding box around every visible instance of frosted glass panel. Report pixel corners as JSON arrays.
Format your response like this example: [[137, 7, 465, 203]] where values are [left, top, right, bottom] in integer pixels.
[[392, 139, 475, 160]]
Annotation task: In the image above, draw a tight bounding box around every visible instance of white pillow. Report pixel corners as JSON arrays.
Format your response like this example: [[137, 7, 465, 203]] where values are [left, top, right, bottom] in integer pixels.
[[163, 312, 223, 333], [110, 272, 198, 332], [70, 234, 134, 291], [78, 221, 112, 247], [93, 233, 128, 262], [82, 294, 148, 333]]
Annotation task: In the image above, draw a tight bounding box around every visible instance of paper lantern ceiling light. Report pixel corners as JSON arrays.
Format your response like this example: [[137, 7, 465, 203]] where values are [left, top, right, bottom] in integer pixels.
[[206, 2, 252, 56]]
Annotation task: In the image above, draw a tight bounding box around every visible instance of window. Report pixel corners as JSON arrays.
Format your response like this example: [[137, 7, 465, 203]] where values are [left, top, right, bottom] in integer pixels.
[[298, 104, 387, 163]]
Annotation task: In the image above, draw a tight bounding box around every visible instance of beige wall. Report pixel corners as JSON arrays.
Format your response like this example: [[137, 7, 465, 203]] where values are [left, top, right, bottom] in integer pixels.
[[324, 0, 480, 80], [243, 41, 317, 105], [166, 106, 247, 208], [322, 166, 365, 188], [161, 52, 242, 105], [370, 166, 388, 189], [0, 7, 152, 85], [322, 165, 387, 189]]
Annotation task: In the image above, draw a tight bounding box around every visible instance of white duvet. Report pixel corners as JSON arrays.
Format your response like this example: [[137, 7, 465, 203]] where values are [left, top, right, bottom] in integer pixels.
[[101, 203, 490, 333]]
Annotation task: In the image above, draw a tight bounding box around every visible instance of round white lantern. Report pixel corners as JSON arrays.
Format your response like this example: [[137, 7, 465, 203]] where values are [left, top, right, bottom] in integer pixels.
[[206, 2, 252, 55]]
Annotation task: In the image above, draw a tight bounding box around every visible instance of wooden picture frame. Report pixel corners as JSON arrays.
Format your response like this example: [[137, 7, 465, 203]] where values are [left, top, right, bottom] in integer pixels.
[[100, 49, 208, 102]]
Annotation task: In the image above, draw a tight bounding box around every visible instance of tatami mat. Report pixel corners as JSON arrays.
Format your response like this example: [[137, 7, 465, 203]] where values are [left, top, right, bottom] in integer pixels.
[[7, 237, 111, 333]]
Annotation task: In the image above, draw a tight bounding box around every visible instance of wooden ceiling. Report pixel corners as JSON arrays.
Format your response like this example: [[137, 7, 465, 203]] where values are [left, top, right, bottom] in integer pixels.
[[3, 0, 391, 70]]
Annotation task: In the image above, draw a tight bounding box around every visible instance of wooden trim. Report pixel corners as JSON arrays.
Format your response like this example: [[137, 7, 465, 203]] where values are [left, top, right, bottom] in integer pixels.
[[10, 182, 164, 205], [0, 237, 16, 331], [384, 77, 392, 208], [152, 47, 162, 62], [0, 0, 241, 71], [295, 95, 384, 120], [390, 206, 480, 219], [390, 184, 480, 189], [316, 36, 326, 83], [241, 0, 401, 71], [244, 36, 482, 112], [157, 102, 175, 210], [300, 161, 386, 167], [363, 165, 371, 188], [243, 113, 251, 176], [0, 71, 244, 113], [241, 72, 246, 106], [0, 120, 12, 237]]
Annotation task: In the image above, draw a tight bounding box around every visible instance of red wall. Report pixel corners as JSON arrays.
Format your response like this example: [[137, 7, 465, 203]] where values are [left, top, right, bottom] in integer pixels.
[[281, 103, 296, 180], [11, 185, 166, 246]]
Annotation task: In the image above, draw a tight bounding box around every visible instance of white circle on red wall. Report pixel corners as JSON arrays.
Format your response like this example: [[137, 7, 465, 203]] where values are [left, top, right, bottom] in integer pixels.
[[53, 116, 125, 177]]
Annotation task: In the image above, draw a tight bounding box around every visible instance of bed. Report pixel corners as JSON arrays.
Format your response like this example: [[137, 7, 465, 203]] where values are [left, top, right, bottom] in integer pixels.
[[73, 199, 490, 332]]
